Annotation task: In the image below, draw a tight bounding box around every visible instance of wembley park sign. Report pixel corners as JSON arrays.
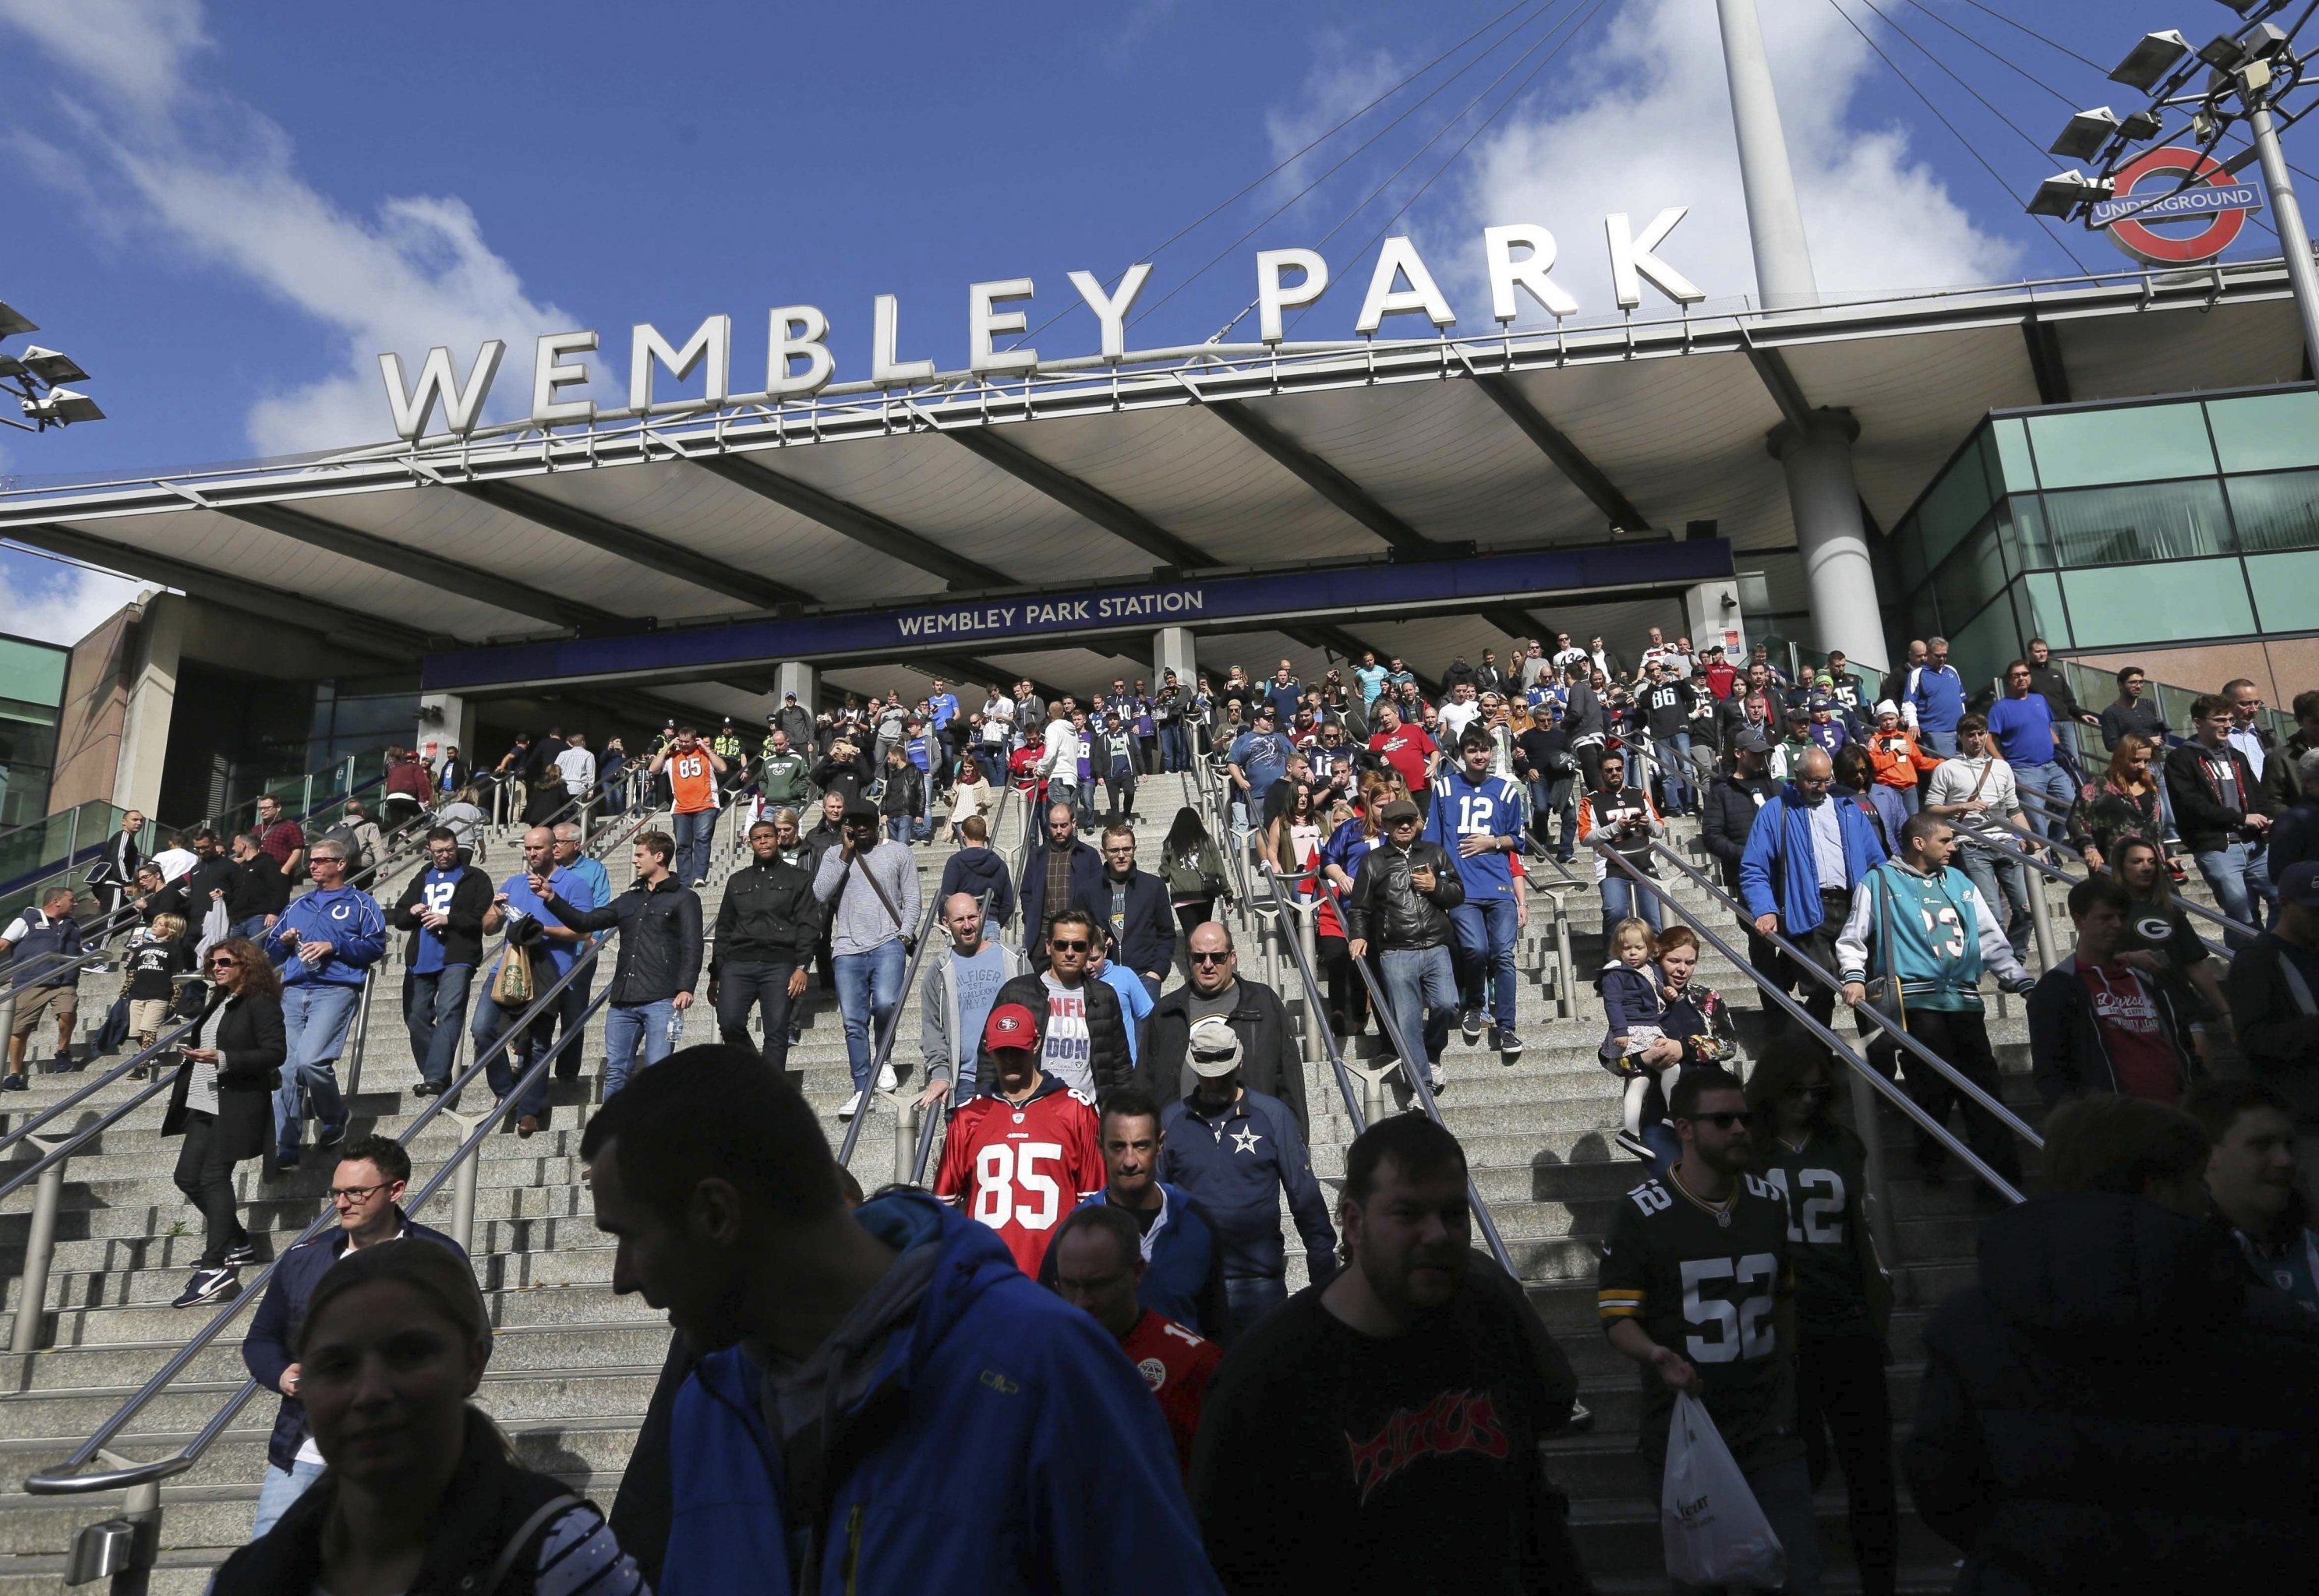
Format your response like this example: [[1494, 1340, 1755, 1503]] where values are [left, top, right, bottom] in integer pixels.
[[376, 212, 1706, 441]]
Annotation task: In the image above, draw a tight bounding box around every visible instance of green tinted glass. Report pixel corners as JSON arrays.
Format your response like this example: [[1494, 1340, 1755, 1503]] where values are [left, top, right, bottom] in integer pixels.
[[2208, 391, 2319, 474], [2060, 558, 2254, 646], [2028, 402, 2215, 489]]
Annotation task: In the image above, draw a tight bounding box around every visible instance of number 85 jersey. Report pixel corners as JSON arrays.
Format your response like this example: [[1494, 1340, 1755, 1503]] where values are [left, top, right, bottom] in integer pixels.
[[935, 1073, 1105, 1276], [1597, 1171, 1801, 1472]]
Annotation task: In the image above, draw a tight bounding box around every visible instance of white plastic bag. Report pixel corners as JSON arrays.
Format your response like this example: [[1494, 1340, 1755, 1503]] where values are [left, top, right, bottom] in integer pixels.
[[1661, 1391, 1786, 1589]]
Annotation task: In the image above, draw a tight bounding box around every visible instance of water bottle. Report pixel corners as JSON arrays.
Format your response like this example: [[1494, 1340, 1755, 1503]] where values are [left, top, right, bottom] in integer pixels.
[[664, 1006, 685, 1051]]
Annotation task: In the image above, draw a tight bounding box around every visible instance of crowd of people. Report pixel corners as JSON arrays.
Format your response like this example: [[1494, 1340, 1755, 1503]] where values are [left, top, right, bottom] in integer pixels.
[[9, 617, 2319, 1594]]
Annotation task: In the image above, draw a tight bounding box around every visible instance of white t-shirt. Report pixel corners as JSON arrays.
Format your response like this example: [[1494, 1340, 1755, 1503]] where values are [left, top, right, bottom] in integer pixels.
[[1437, 701, 1481, 743], [1039, 973, 1094, 1094], [554, 746, 598, 795], [150, 846, 198, 882]]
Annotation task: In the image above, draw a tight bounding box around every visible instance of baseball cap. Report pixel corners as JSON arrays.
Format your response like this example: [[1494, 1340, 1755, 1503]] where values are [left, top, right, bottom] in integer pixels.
[[1808, 692, 1833, 711], [784, 692, 797, 701], [1736, 729, 1773, 754], [2280, 860, 2319, 907], [1187, 1016, 1244, 1078], [1380, 798, 1420, 824], [843, 800, 879, 826], [982, 1001, 1041, 1054]]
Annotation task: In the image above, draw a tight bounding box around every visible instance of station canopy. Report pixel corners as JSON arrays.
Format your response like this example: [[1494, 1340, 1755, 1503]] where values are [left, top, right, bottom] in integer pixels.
[[0, 262, 2305, 715]]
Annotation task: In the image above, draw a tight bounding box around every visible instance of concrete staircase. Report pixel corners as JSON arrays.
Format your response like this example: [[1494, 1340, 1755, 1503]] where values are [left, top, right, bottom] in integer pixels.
[[0, 769, 2229, 1591]]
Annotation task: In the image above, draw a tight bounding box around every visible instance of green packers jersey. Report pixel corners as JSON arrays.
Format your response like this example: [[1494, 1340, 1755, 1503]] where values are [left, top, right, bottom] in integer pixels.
[[1599, 1169, 1799, 1471], [1760, 1128, 1874, 1338]]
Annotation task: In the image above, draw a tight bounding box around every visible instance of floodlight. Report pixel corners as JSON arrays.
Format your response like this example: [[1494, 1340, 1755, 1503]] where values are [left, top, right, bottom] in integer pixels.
[[2199, 32, 2248, 69], [0, 300, 33, 340], [2119, 109, 2165, 143], [2214, 0, 2268, 15], [2051, 107, 2122, 160], [2028, 170, 2113, 218], [0, 353, 23, 380], [17, 346, 87, 384], [23, 387, 103, 425], [2111, 30, 2190, 88], [2243, 22, 2291, 58]]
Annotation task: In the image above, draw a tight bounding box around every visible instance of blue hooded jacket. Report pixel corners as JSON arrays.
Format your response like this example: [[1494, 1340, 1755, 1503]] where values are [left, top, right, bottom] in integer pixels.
[[260, 885, 387, 990], [659, 1189, 1221, 1596], [1737, 784, 1888, 936]]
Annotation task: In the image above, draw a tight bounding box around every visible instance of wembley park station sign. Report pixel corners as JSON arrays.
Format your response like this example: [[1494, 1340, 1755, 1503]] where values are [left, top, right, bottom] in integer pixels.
[[376, 212, 1706, 441]]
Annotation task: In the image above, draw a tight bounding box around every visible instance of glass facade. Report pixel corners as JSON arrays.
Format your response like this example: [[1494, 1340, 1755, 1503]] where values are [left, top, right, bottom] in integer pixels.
[[1885, 386, 2319, 692], [0, 634, 69, 830]]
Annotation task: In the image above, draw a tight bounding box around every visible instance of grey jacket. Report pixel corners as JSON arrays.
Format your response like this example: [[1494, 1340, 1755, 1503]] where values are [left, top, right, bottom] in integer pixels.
[[811, 840, 923, 957], [919, 939, 1030, 1086]]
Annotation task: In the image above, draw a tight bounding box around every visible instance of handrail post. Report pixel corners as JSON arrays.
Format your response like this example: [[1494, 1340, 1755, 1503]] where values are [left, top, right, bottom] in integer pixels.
[[9, 1129, 70, 1355], [300, 774, 313, 818], [341, 968, 375, 1099], [0, 988, 14, 1057], [2023, 855, 2059, 973], [441, 1107, 485, 1253], [1296, 904, 1322, 1073], [1552, 896, 1575, 1020], [893, 1092, 920, 1187], [1845, 1062, 1901, 1279], [66, 1449, 161, 1594], [64, 807, 80, 884]]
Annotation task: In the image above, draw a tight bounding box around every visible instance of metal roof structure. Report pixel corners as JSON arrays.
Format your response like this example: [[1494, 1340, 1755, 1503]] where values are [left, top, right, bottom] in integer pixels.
[[0, 258, 2306, 712]]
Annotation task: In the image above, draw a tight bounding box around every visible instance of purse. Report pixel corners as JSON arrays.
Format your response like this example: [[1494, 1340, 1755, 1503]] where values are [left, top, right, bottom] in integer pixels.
[[1856, 869, 1905, 1036]]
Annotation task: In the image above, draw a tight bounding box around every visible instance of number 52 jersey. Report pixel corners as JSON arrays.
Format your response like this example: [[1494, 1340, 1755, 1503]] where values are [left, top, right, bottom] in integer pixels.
[[934, 1072, 1105, 1276], [1597, 1171, 1800, 1473]]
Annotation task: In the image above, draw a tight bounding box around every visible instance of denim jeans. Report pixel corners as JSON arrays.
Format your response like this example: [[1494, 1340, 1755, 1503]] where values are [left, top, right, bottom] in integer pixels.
[[1653, 733, 1695, 814], [2013, 758, 2076, 845], [1448, 896, 1520, 1029], [1160, 724, 1190, 772], [252, 1457, 328, 1538], [1918, 726, 1958, 757], [1670, 1455, 1823, 1596], [2194, 839, 2272, 943], [1547, 776, 1578, 859], [230, 914, 272, 941], [1379, 945, 1458, 1070], [468, 983, 553, 1120], [834, 938, 908, 1093], [601, 998, 675, 1099], [1957, 846, 2032, 962], [1223, 1274, 1289, 1340], [1599, 872, 1665, 937], [274, 982, 359, 1154], [716, 958, 802, 1068], [885, 816, 917, 846], [404, 964, 474, 1089], [672, 806, 717, 885]]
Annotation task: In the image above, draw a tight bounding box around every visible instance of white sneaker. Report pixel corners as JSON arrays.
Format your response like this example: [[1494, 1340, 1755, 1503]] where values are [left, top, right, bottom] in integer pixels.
[[837, 1091, 863, 1120], [877, 1064, 898, 1092]]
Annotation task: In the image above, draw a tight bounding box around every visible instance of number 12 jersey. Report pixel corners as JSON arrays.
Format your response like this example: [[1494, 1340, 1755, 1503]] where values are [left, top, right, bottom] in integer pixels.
[[934, 1073, 1105, 1276], [1597, 1170, 1800, 1472]]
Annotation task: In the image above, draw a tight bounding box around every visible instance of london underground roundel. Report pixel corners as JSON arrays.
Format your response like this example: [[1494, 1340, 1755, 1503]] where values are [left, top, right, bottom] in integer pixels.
[[2092, 146, 2264, 266]]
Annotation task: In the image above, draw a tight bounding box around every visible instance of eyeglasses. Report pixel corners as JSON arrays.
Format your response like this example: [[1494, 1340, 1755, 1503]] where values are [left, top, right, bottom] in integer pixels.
[[1688, 1111, 1753, 1130], [329, 1182, 387, 1206], [1050, 939, 1091, 952], [1190, 951, 1232, 964]]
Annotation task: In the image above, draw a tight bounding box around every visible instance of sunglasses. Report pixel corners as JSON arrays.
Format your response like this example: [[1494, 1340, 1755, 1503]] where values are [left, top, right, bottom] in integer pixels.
[[1686, 1111, 1753, 1130], [1190, 951, 1232, 964], [208, 957, 239, 969], [1050, 939, 1091, 952]]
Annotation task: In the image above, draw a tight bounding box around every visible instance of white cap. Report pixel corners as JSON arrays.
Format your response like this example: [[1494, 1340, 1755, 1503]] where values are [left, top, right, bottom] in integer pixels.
[[1186, 1016, 1244, 1079], [1875, 699, 1900, 719]]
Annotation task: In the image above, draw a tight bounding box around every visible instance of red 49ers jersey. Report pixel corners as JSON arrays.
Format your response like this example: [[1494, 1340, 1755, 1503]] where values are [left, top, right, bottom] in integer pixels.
[[934, 1074, 1105, 1276], [1120, 1309, 1222, 1483]]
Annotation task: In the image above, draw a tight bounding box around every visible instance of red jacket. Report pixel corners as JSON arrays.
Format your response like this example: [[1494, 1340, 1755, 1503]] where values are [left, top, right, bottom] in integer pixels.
[[935, 1073, 1104, 1275]]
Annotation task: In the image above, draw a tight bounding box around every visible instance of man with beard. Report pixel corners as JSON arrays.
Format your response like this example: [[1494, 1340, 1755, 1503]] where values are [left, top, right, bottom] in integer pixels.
[[1191, 1114, 1585, 1594], [1598, 1066, 1822, 1596]]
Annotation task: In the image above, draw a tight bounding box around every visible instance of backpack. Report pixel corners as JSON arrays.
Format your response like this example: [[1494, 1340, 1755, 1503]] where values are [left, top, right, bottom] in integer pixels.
[[321, 822, 373, 876]]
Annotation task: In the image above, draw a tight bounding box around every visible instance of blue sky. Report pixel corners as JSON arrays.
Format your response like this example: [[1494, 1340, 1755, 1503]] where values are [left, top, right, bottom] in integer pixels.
[[0, 0, 2259, 636]]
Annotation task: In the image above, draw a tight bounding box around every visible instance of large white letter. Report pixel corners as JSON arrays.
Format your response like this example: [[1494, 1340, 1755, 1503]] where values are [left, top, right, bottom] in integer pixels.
[[766, 305, 835, 397], [1353, 236, 1457, 335], [1067, 263, 1153, 361], [530, 330, 598, 425], [1256, 248, 1328, 344], [969, 277, 1036, 375], [1606, 208, 1706, 309], [1483, 224, 1579, 323], [871, 294, 935, 384], [378, 341, 504, 441], [629, 315, 732, 414]]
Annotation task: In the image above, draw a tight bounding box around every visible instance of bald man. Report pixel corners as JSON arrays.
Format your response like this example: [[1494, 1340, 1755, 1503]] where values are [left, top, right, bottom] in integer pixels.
[[921, 890, 1027, 1107], [1737, 745, 1888, 1041]]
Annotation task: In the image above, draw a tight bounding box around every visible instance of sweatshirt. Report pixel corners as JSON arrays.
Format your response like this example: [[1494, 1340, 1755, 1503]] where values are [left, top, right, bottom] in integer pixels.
[[260, 885, 387, 990], [938, 846, 1015, 930], [812, 839, 923, 956]]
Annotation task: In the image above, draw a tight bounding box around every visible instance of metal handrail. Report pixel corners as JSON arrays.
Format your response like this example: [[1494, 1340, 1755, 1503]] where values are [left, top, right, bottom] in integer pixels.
[[907, 878, 1006, 1188], [2006, 780, 2260, 943], [1318, 879, 1516, 1276], [833, 883, 942, 1175], [23, 928, 616, 1496], [1258, 867, 1369, 1139], [1635, 838, 2044, 1150], [0, 902, 143, 1001], [1588, 839, 2027, 1216], [1950, 813, 2237, 963], [0, 1009, 207, 1161]]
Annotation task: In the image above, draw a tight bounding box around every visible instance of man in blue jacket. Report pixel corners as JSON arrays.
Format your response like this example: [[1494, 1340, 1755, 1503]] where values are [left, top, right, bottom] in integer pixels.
[[582, 1046, 1220, 1596], [1907, 635, 1967, 756], [241, 1135, 465, 1534], [1159, 1018, 1337, 1340], [1739, 747, 1886, 1044], [1040, 1087, 1229, 1338], [1424, 729, 1529, 1058], [260, 839, 387, 1170]]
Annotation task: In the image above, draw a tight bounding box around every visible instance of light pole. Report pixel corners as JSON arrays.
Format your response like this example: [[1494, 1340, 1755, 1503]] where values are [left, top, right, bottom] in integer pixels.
[[0, 299, 104, 433], [2030, 3, 2319, 376]]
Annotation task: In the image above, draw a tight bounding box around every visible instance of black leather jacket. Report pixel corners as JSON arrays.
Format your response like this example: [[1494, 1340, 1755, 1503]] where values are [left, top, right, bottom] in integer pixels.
[[1343, 839, 1465, 950], [712, 856, 821, 969]]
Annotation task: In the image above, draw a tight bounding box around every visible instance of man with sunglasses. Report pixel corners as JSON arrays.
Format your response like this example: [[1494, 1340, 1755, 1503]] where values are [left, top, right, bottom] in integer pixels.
[[239, 1135, 465, 1535], [1599, 1066, 1822, 1596], [983, 909, 1134, 1100], [1345, 798, 1465, 1095]]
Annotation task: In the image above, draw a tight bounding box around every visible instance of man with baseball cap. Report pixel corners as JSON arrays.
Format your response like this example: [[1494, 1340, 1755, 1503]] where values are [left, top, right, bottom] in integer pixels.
[[1159, 1015, 1337, 1338], [934, 1001, 1104, 1275]]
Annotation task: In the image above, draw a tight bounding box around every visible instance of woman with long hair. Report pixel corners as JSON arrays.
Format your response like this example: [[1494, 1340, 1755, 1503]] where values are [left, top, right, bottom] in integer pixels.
[[1745, 1041, 1898, 1596], [210, 1241, 643, 1595], [1265, 780, 1321, 877], [2068, 732, 2165, 873], [1158, 806, 1232, 975], [163, 936, 285, 1309], [946, 754, 997, 843]]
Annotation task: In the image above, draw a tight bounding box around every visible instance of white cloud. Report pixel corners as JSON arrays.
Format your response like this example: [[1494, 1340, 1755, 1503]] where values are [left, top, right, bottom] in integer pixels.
[[0, 0, 576, 456], [1271, 0, 2027, 330], [0, 548, 148, 646]]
